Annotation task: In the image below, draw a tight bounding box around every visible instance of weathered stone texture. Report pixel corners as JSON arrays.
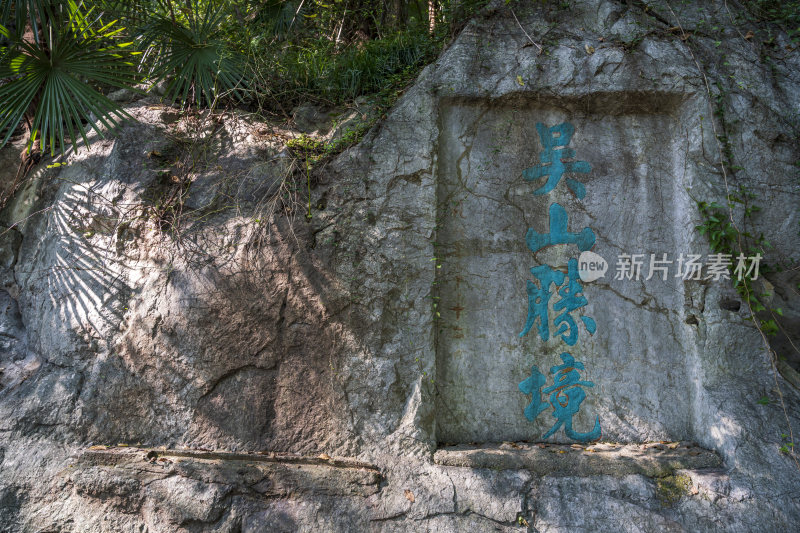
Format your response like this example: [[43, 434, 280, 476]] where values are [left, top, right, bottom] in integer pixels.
[[1, 0, 799, 531]]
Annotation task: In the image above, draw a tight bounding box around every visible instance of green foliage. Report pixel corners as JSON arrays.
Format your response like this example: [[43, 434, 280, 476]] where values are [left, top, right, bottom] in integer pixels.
[[695, 201, 740, 254], [1, 0, 49, 37], [139, 0, 246, 107], [0, 0, 486, 155], [247, 27, 436, 111], [655, 474, 692, 507], [243, 0, 489, 112], [746, 0, 800, 43], [0, 0, 248, 155], [695, 186, 780, 335], [0, 0, 141, 154], [285, 133, 321, 220], [286, 133, 324, 161], [284, 59, 427, 166], [780, 432, 796, 454]]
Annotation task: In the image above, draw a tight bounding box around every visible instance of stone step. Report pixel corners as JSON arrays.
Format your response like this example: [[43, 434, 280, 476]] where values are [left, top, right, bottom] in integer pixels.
[[75, 446, 382, 498], [434, 441, 721, 477]]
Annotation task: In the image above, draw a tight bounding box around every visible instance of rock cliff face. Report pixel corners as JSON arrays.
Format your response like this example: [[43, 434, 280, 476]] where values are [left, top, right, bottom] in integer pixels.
[[1, 1, 799, 531]]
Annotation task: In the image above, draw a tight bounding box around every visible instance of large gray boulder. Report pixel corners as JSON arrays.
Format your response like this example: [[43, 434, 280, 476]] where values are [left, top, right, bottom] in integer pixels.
[[0, 1, 799, 531]]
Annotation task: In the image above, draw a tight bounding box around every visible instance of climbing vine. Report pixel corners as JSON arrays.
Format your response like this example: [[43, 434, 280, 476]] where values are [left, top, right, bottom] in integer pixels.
[[658, 0, 799, 465], [695, 187, 780, 336]]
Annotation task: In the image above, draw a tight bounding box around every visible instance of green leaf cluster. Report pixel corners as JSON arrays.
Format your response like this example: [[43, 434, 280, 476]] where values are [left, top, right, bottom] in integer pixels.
[[0, 0, 492, 156], [0, 0, 141, 154], [139, 0, 246, 107], [0, 0, 247, 155], [695, 186, 779, 335]]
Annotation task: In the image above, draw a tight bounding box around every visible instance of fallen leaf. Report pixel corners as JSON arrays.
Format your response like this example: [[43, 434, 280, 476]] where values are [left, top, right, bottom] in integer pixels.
[[318, 453, 331, 460], [88, 445, 108, 450], [668, 442, 680, 449], [516, 75, 525, 86], [404, 489, 415, 503], [745, 30, 754, 40], [598, 37, 605, 42], [585, 44, 595, 54], [570, 444, 584, 450]]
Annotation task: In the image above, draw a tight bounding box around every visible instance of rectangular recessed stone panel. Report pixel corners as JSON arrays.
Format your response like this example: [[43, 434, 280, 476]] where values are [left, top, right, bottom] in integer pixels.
[[434, 94, 694, 445]]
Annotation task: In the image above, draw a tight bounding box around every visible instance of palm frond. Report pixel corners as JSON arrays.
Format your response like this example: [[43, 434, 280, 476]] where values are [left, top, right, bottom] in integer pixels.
[[139, 0, 246, 108], [95, 0, 172, 27], [256, 0, 308, 38], [0, 0, 53, 39], [0, 4, 141, 155]]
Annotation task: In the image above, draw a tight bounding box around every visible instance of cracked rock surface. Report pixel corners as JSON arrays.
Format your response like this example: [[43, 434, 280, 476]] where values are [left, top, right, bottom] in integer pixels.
[[0, 1, 799, 531]]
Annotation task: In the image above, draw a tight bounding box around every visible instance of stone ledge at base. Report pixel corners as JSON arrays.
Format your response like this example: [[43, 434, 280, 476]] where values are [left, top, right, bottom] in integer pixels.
[[434, 441, 722, 477], [75, 447, 382, 498]]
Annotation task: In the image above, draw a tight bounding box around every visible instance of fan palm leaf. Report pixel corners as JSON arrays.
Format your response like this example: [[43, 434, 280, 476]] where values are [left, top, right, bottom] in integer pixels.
[[0, 0, 52, 40], [139, 0, 246, 108], [0, 1, 141, 154]]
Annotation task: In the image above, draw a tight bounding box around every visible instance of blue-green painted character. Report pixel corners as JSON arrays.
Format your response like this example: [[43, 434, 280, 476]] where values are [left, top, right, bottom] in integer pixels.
[[519, 365, 549, 421], [523, 122, 591, 199], [541, 353, 601, 443], [526, 203, 595, 254], [519, 264, 564, 339], [553, 258, 597, 346], [519, 260, 596, 344]]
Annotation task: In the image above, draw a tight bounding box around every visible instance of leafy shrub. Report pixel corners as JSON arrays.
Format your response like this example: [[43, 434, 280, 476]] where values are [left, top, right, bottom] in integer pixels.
[[0, 0, 140, 154], [139, 0, 247, 107], [248, 28, 436, 111]]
